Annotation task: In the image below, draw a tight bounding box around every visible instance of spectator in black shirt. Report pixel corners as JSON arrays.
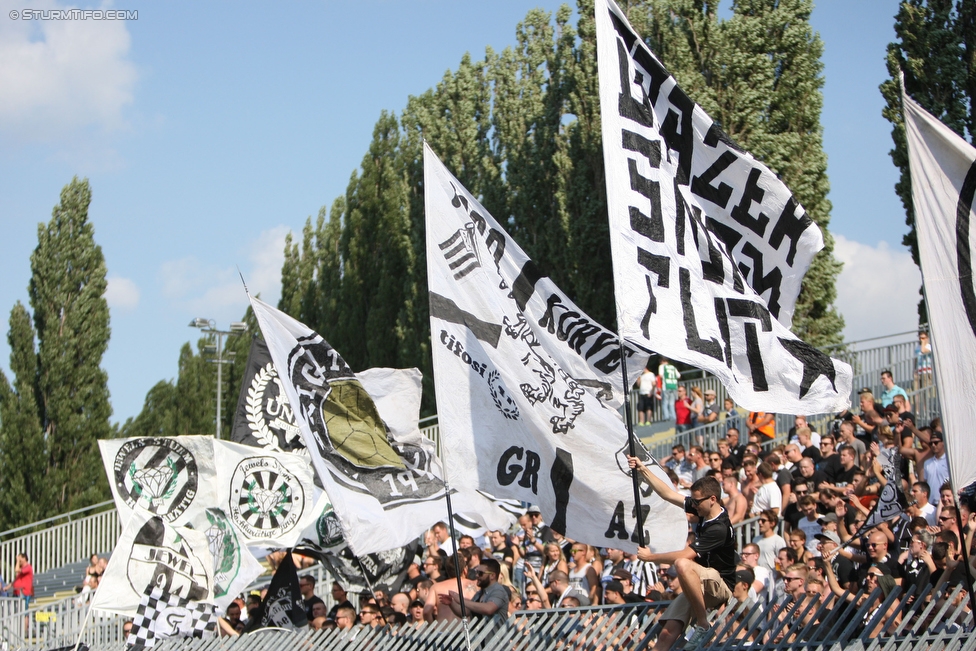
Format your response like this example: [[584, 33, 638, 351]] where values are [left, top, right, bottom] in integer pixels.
[[628, 458, 735, 651], [326, 582, 354, 621], [817, 436, 842, 479], [299, 575, 325, 622]]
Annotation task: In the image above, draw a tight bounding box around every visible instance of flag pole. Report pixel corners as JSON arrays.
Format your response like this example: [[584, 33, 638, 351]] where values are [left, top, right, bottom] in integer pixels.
[[443, 486, 474, 651], [72, 603, 94, 651], [435, 431, 473, 651], [619, 342, 647, 548], [899, 73, 976, 619]]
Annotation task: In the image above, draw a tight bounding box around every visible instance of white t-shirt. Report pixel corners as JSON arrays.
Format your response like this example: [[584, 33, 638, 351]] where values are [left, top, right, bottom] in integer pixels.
[[751, 481, 783, 515], [754, 534, 787, 571], [923, 455, 950, 495], [796, 516, 822, 553], [638, 370, 655, 396]]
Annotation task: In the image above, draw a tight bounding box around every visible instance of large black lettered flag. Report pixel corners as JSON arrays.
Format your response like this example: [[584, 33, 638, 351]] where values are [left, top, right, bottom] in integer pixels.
[[595, 0, 851, 413], [425, 143, 686, 553]]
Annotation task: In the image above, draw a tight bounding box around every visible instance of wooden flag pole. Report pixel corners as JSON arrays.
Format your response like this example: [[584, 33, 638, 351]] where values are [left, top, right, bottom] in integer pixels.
[[619, 342, 647, 548]]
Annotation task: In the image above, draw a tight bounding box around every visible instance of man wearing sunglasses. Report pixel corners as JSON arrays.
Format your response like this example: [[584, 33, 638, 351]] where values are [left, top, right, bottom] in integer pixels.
[[628, 457, 736, 651], [439, 558, 510, 618]]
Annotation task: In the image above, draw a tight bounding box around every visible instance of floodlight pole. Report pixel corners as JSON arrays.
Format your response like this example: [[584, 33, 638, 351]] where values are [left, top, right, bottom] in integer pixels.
[[189, 319, 247, 439]]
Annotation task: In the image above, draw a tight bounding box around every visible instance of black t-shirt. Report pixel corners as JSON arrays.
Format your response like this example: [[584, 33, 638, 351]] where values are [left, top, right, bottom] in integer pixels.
[[782, 502, 803, 531], [833, 555, 857, 588], [832, 465, 860, 489], [818, 454, 842, 480], [902, 556, 931, 589], [801, 446, 822, 463], [326, 599, 353, 621], [491, 544, 517, 566], [795, 470, 829, 494], [858, 555, 903, 584], [304, 595, 325, 621], [685, 497, 737, 590]]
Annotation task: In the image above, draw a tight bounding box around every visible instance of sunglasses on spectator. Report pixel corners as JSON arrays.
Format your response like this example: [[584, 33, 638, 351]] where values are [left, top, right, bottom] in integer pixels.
[[784, 576, 804, 582], [691, 495, 714, 506]]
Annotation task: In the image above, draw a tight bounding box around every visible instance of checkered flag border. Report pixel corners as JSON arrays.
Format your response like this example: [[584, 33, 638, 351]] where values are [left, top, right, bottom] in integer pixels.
[[126, 587, 216, 648]]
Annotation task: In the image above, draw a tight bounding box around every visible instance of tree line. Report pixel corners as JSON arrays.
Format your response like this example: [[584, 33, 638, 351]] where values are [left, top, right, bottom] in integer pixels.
[[1, 0, 959, 533]]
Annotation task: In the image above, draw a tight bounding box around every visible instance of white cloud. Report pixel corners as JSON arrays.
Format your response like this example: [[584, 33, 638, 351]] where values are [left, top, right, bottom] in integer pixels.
[[0, 0, 137, 142], [158, 227, 290, 323], [104, 275, 139, 311], [833, 234, 922, 342]]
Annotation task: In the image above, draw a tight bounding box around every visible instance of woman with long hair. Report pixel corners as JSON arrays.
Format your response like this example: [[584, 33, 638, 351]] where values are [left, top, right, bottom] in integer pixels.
[[540, 542, 568, 586]]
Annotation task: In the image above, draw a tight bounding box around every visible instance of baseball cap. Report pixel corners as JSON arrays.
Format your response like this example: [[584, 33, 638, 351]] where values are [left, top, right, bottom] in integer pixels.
[[930, 431, 945, 442], [611, 569, 633, 583], [815, 530, 840, 545], [734, 569, 754, 586], [817, 513, 838, 526], [605, 580, 624, 594], [666, 566, 678, 579], [883, 404, 900, 414], [705, 389, 716, 396], [526, 505, 542, 514], [562, 588, 590, 606], [857, 387, 872, 394]]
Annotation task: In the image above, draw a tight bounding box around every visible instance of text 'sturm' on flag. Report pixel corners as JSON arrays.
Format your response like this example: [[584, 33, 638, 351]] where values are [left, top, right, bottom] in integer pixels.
[[249, 296, 450, 555], [99, 436, 217, 529], [424, 142, 686, 553], [902, 88, 976, 491], [595, 0, 852, 414]]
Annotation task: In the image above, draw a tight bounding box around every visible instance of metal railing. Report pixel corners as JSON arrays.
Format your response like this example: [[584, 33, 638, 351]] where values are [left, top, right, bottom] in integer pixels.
[[631, 330, 927, 426], [28, 585, 976, 651], [0, 502, 119, 579]]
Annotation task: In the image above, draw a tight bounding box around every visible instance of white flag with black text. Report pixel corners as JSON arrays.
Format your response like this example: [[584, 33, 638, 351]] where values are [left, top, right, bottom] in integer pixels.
[[903, 89, 976, 491], [425, 143, 686, 553], [91, 511, 215, 615], [98, 436, 217, 529], [249, 296, 450, 555], [212, 439, 319, 548], [595, 0, 851, 413]]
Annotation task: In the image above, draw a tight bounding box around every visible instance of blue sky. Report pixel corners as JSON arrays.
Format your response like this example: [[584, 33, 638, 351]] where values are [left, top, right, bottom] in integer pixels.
[[0, 0, 918, 424]]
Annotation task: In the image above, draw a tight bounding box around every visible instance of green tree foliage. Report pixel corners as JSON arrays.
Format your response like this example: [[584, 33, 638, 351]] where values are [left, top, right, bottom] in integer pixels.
[[0, 178, 113, 527], [274, 0, 844, 415], [0, 304, 49, 527], [881, 0, 975, 323]]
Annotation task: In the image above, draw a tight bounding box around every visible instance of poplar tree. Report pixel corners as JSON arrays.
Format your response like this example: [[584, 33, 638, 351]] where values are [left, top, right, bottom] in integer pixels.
[[0, 304, 49, 528], [881, 0, 974, 323], [0, 178, 116, 522]]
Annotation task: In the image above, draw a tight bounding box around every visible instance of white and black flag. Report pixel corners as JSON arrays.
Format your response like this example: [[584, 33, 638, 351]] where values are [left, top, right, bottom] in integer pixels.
[[903, 89, 976, 491], [245, 552, 307, 631], [231, 337, 307, 456], [595, 0, 852, 413], [425, 143, 687, 553], [249, 296, 450, 555], [126, 587, 217, 648]]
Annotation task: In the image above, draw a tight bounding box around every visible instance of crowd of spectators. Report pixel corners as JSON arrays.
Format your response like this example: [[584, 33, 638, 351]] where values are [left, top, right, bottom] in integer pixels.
[[233, 363, 971, 644]]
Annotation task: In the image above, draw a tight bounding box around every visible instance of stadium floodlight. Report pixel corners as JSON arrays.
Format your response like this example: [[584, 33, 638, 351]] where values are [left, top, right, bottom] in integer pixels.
[[187, 318, 245, 439]]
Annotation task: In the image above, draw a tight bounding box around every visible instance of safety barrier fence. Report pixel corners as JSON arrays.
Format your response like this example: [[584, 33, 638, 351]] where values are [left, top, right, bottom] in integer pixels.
[[0, 502, 120, 581], [20, 583, 976, 651], [631, 329, 924, 426]]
